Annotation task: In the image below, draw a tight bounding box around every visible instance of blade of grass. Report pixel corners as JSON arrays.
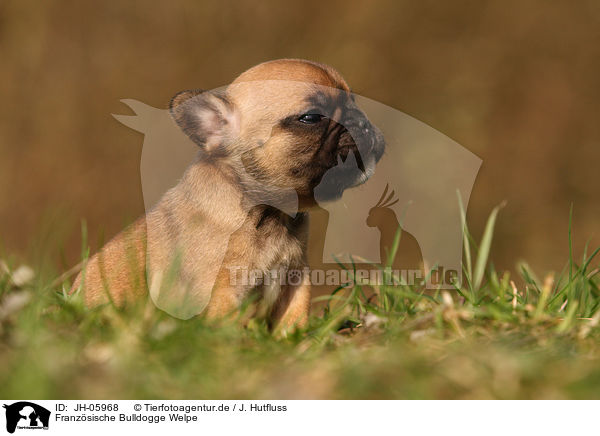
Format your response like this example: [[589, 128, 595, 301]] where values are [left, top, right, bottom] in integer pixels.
[[457, 191, 473, 290], [568, 204, 574, 291], [473, 202, 504, 294]]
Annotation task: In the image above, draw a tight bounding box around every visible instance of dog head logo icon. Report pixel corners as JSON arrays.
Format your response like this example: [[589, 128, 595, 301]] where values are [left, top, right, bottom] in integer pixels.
[[3, 402, 50, 433]]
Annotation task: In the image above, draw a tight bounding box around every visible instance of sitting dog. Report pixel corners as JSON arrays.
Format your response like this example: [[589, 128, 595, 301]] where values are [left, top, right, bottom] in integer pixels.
[[72, 59, 385, 331]]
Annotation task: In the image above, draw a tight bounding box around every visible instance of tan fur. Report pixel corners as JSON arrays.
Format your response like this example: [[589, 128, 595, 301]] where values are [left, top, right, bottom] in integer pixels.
[[72, 59, 384, 332]]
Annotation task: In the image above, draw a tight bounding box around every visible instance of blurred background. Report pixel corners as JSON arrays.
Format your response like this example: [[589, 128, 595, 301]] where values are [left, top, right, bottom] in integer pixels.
[[1, 0, 599, 277]]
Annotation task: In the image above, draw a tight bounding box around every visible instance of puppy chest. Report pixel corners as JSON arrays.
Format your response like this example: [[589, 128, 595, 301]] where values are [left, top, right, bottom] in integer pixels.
[[252, 216, 307, 269], [250, 231, 304, 273]]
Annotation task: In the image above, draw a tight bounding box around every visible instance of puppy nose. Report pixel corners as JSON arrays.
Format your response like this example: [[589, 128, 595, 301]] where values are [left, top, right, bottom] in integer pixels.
[[357, 118, 372, 136]]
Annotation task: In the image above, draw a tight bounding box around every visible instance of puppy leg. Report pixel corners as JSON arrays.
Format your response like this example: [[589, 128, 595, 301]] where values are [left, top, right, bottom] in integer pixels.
[[204, 286, 241, 320], [270, 274, 311, 335]]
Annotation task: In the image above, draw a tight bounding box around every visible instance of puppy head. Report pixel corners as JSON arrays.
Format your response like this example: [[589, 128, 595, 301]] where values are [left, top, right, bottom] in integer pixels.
[[170, 59, 385, 204]]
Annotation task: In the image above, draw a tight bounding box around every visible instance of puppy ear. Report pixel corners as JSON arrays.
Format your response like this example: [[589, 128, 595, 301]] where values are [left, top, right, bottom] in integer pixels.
[[169, 89, 240, 152]]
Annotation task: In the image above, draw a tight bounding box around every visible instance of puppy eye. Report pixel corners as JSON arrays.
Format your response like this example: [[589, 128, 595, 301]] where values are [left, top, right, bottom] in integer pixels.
[[298, 113, 323, 124]]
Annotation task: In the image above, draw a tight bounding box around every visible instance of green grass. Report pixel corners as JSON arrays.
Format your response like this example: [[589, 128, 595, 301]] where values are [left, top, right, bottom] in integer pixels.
[[1, 207, 600, 399]]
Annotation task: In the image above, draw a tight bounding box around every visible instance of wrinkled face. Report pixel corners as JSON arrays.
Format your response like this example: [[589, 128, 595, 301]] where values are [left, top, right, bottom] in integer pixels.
[[235, 82, 385, 203], [170, 61, 385, 205]]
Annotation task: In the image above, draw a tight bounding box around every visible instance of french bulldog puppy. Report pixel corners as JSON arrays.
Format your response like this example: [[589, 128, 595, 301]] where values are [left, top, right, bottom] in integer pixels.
[[72, 59, 385, 331]]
